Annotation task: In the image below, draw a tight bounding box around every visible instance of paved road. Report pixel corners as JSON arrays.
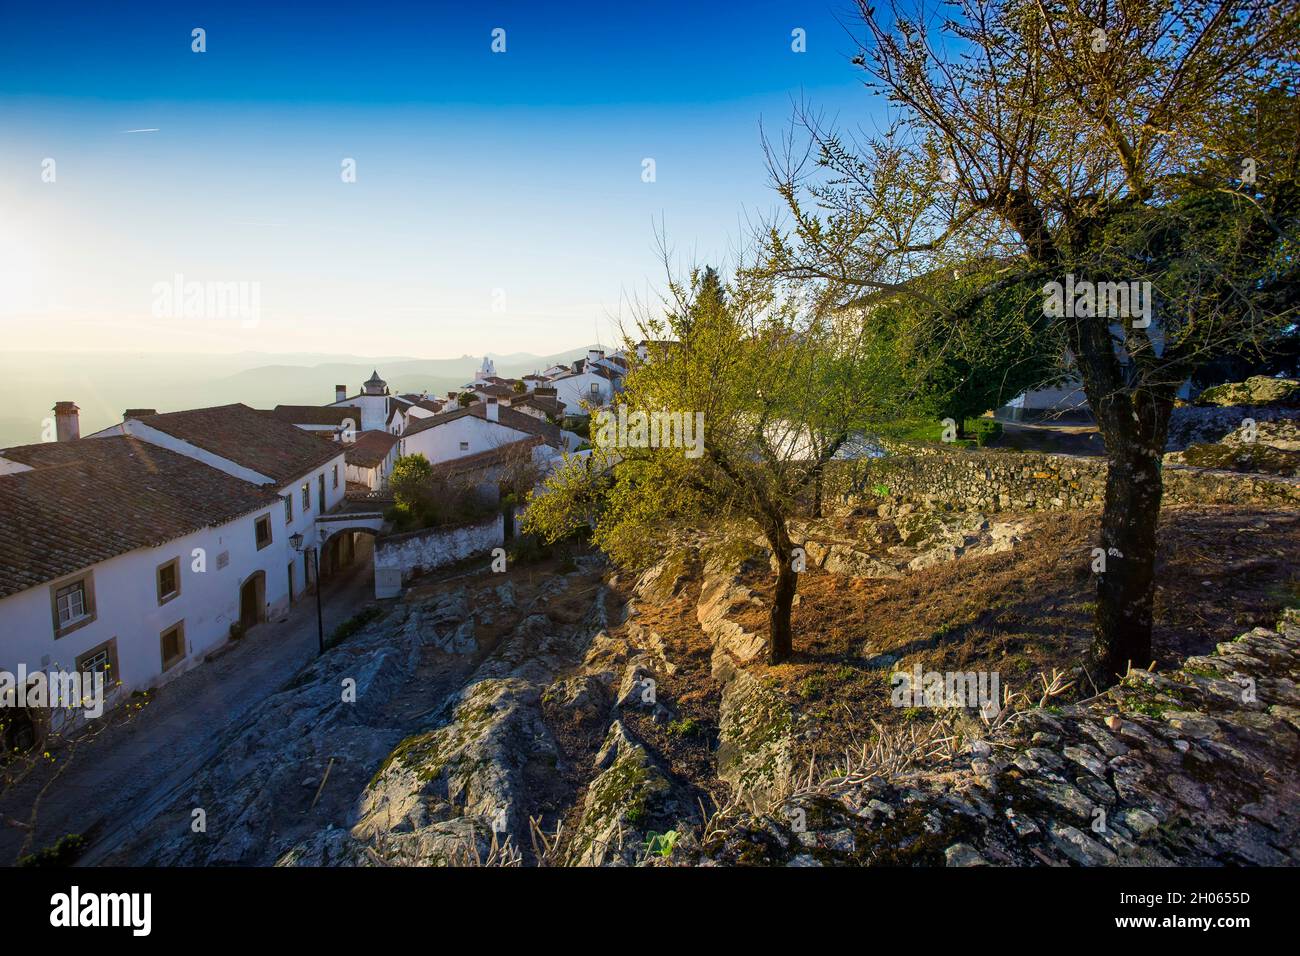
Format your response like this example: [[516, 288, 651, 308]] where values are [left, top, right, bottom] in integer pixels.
[[0, 559, 374, 866]]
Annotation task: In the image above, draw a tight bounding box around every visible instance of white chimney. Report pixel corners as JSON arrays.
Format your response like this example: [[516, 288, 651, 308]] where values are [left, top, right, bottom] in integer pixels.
[[485, 397, 499, 422], [588, 348, 604, 365], [335, 385, 347, 403], [54, 402, 80, 442]]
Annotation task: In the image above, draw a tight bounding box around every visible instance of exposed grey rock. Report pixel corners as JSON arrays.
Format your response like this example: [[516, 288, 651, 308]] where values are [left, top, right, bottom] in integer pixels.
[[697, 611, 1300, 868], [945, 843, 988, 866]]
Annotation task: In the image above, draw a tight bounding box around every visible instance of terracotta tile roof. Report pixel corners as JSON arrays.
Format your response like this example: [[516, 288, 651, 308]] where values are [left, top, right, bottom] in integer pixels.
[[268, 405, 363, 428], [511, 394, 564, 417], [0, 437, 283, 599], [475, 383, 517, 399], [133, 404, 343, 484], [403, 402, 562, 447], [345, 430, 401, 469], [552, 363, 620, 382], [405, 399, 444, 415]]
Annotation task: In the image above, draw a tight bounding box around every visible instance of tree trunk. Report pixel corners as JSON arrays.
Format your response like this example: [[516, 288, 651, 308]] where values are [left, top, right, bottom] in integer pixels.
[[1090, 443, 1163, 680], [766, 524, 797, 664], [1087, 391, 1173, 684]]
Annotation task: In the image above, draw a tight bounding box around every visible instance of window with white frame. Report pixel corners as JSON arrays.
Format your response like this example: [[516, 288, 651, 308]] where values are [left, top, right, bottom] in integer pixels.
[[56, 580, 86, 626]]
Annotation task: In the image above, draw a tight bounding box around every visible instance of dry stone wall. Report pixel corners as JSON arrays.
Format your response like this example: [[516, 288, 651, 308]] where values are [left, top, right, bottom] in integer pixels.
[[831, 449, 1300, 514]]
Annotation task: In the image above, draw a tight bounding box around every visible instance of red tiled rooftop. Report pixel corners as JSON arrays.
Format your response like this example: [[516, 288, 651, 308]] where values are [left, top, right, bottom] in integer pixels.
[[0, 437, 283, 599]]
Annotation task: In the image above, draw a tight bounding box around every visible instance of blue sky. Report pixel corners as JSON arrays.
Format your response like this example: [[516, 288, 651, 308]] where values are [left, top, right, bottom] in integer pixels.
[[0, 0, 885, 358]]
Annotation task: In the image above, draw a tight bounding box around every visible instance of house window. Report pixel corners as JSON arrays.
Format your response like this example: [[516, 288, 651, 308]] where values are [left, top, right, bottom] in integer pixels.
[[590, 383, 599, 395], [76, 638, 118, 683], [301, 483, 310, 512], [56, 581, 85, 624], [284, 494, 294, 524], [216, 550, 230, 570], [459, 441, 470, 452], [332, 465, 339, 489], [160, 622, 186, 671], [156, 557, 181, 605], [50, 571, 96, 638], [255, 514, 273, 550], [318, 474, 325, 512]]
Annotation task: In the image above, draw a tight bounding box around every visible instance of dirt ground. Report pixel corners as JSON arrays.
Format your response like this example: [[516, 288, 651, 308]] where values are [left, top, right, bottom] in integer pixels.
[[609, 504, 1300, 784], [988, 420, 1105, 455]]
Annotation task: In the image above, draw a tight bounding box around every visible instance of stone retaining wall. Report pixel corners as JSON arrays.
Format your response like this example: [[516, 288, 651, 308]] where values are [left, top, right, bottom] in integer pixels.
[[830, 449, 1300, 513]]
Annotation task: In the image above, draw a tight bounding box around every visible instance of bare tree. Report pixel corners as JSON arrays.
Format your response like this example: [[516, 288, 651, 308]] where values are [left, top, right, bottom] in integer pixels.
[[762, 0, 1299, 680]]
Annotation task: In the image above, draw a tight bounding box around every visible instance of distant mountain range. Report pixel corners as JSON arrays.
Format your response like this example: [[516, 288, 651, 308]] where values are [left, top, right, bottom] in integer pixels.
[[0, 347, 604, 447]]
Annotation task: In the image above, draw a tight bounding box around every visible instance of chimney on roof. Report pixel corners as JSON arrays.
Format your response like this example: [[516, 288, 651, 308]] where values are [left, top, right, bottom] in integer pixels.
[[485, 397, 499, 422], [124, 408, 157, 420], [335, 385, 347, 403], [572, 359, 584, 373], [53, 401, 80, 442], [588, 348, 604, 365]]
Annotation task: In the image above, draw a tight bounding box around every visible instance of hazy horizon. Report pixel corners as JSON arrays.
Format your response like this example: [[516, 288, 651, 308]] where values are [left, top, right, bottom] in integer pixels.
[[0, 344, 604, 447]]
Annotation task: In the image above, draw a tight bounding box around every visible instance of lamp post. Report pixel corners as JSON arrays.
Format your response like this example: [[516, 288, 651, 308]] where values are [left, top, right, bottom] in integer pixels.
[[290, 532, 325, 656]]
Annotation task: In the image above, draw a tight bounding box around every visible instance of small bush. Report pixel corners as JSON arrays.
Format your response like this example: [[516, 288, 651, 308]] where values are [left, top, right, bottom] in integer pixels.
[[665, 717, 702, 737], [18, 833, 87, 868], [969, 418, 1002, 446], [508, 534, 554, 566]]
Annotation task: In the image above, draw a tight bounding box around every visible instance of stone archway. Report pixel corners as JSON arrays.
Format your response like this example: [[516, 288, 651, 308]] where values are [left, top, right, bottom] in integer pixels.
[[318, 526, 381, 579]]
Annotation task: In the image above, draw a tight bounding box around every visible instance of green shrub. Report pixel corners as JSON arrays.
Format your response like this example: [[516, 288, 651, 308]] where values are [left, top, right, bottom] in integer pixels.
[[969, 418, 1002, 446], [665, 717, 702, 737], [18, 833, 87, 868]]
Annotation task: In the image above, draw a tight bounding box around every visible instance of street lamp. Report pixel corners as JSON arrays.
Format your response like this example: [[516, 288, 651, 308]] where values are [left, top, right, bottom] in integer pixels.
[[290, 533, 325, 656]]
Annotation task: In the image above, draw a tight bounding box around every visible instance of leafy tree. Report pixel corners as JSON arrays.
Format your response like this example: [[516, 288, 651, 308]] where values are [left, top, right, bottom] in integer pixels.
[[457, 392, 478, 407], [861, 264, 1067, 432], [390, 454, 434, 513], [526, 263, 905, 663], [762, 0, 1299, 681]]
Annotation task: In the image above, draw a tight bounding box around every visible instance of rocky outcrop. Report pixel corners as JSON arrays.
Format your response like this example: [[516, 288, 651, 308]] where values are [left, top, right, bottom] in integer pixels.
[[327, 577, 615, 865], [716, 670, 795, 812], [565, 720, 693, 866], [108, 597, 443, 865], [696, 550, 769, 675], [1165, 416, 1300, 477], [699, 611, 1300, 866], [791, 510, 1026, 578], [1194, 376, 1300, 408], [1166, 404, 1297, 449]]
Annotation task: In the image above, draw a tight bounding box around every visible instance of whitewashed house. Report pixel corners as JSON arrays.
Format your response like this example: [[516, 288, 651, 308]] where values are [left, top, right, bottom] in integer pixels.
[[397, 394, 445, 422], [0, 434, 292, 719], [327, 371, 406, 434], [400, 398, 562, 465], [345, 430, 401, 490], [549, 349, 624, 416], [89, 403, 350, 601]]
